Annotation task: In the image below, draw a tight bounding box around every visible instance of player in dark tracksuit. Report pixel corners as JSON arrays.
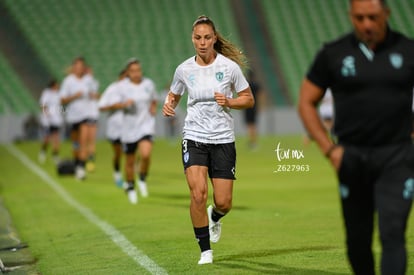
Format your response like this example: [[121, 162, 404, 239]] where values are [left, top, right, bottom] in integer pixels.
[[298, 0, 414, 274]]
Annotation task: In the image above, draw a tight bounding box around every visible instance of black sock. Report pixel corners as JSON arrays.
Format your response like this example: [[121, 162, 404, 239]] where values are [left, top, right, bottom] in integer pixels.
[[194, 226, 210, 252], [139, 173, 147, 182], [88, 154, 95, 162], [41, 143, 48, 151], [74, 158, 80, 166], [211, 208, 226, 223], [125, 180, 134, 191], [114, 161, 120, 172], [78, 160, 86, 168]]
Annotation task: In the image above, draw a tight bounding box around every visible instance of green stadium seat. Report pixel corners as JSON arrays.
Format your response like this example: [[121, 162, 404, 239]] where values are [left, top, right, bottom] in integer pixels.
[[262, 0, 413, 104], [0, 53, 38, 114]]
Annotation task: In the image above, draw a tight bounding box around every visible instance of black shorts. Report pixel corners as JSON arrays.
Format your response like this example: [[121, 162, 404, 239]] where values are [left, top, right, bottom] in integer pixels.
[[109, 138, 121, 145], [244, 107, 257, 124], [49, 125, 60, 134], [123, 135, 153, 154], [182, 139, 236, 180], [71, 119, 88, 132], [85, 119, 98, 125], [42, 125, 60, 135]]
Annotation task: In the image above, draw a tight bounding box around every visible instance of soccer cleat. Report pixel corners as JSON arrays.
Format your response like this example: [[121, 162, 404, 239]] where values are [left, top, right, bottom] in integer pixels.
[[138, 180, 149, 198], [113, 172, 123, 188], [198, 250, 213, 265], [75, 166, 86, 180], [127, 189, 138, 204], [207, 205, 222, 243]]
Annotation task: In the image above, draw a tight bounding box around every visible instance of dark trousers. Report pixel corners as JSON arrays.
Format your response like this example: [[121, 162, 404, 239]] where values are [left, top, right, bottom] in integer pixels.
[[338, 143, 414, 275]]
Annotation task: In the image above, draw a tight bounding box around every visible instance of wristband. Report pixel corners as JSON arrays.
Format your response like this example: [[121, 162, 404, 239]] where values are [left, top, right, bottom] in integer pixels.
[[325, 144, 338, 158]]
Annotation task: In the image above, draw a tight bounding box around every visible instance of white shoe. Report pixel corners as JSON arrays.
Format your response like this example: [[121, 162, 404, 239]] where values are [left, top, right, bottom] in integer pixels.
[[75, 166, 86, 180], [113, 172, 123, 188], [207, 205, 222, 243], [38, 151, 46, 164], [127, 189, 138, 204], [138, 180, 149, 198], [198, 250, 213, 265]]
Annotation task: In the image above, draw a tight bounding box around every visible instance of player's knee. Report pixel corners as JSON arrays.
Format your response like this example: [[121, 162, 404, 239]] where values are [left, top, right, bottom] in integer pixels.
[[215, 199, 232, 213], [191, 189, 207, 206]]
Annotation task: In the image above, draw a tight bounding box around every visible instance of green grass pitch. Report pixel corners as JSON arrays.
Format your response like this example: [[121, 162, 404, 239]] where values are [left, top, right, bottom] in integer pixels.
[[0, 136, 413, 274]]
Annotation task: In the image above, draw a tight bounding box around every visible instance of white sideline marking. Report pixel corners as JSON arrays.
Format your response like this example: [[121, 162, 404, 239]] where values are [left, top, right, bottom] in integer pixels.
[[5, 145, 167, 275]]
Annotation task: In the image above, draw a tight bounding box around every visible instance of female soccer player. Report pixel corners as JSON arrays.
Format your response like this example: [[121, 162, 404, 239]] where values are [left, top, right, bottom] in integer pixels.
[[98, 70, 127, 187], [60, 57, 93, 180], [84, 67, 100, 172], [162, 15, 254, 265], [113, 59, 157, 204], [39, 79, 62, 164]]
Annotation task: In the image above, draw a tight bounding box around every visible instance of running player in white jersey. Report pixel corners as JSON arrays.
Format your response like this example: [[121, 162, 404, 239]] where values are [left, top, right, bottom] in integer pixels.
[[303, 88, 334, 146], [60, 57, 93, 180], [162, 15, 254, 265], [98, 70, 127, 187], [84, 67, 100, 172], [318, 88, 334, 133], [112, 59, 157, 204], [39, 79, 63, 164]]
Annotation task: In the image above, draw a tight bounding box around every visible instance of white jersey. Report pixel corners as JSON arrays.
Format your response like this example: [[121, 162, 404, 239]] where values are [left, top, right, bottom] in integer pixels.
[[39, 88, 63, 127], [116, 78, 157, 143], [84, 74, 100, 120], [98, 80, 125, 140], [170, 54, 249, 144], [318, 88, 334, 119], [60, 74, 93, 123]]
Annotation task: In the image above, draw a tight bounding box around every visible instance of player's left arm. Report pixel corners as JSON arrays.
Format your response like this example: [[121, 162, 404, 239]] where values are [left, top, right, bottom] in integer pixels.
[[214, 87, 255, 109]]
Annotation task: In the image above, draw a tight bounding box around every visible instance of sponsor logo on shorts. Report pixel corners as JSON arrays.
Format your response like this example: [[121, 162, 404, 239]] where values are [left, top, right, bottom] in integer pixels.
[[340, 184, 350, 199], [403, 178, 414, 200], [184, 152, 190, 163]]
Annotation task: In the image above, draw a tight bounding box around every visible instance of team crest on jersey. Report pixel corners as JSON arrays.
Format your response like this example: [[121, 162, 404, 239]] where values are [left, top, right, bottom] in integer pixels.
[[215, 72, 224, 82], [188, 74, 195, 87], [341, 56, 356, 77], [389, 53, 403, 69]]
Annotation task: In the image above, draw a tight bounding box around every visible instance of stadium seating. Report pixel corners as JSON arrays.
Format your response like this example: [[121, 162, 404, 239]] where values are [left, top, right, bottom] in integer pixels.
[[4, 0, 242, 92], [3, 0, 413, 107], [262, 0, 414, 103], [0, 53, 38, 115]]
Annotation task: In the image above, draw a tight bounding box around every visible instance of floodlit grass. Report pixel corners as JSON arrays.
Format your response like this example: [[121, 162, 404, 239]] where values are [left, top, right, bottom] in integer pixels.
[[0, 136, 413, 274]]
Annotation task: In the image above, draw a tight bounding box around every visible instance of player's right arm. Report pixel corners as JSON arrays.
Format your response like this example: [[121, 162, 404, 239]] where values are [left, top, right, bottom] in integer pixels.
[[162, 91, 181, 117], [298, 78, 343, 171], [61, 91, 83, 105], [103, 100, 134, 111]]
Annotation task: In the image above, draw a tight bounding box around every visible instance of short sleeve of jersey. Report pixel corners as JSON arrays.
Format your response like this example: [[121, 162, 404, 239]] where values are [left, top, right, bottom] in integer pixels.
[[306, 46, 331, 90], [59, 77, 71, 99], [98, 83, 116, 108], [231, 64, 249, 93], [147, 79, 157, 101], [170, 67, 186, 96], [39, 91, 47, 106]]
